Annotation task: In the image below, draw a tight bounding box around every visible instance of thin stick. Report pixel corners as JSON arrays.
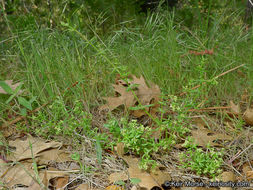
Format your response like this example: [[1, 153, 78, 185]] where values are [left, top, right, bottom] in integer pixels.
[[1, 103, 48, 129], [190, 106, 230, 110], [215, 64, 245, 78], [179, 64, 245, 97]]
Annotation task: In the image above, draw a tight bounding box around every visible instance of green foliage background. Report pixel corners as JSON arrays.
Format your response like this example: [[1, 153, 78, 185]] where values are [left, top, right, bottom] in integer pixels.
[[1, 0, 246, 34]]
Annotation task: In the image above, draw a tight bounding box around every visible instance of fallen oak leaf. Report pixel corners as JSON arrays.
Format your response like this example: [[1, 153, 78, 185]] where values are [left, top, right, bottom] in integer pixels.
[[242, 161, 253, 180], [75, 184, 89, 190], [36, 148, 70, 165], [51, 176, 69, 190], [106, 185, 124, 190], [219, 171, 235, 190], [121, 156, 171, 189], [229, 101, 240, 115], [191, 124, 232, 147], [108, 171, 128, 184], [7, 136, 62, 162], [130, 75, 161, 117], [99, 84, 136, 111], [1, 162, 44, 188], [243, 108, 253, 125]]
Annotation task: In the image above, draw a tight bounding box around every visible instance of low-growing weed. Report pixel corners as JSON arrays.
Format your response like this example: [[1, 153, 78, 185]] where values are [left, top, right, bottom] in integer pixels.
[[18, 97, 110, 147], [179, 137, 224, 178], [104, 97, 191, 170]]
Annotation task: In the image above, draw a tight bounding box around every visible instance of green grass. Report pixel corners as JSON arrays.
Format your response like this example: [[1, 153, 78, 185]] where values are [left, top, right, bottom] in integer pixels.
[[1, 10, 252, 112]]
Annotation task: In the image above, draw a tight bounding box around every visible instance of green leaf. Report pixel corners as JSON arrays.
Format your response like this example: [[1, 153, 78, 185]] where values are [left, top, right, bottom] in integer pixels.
[[60, 21, 69, 27], [130, 178, 141, 184], [18, 97, 32, 110], [115, 180, 125, 186], [129, 104, 154, 111], [71, 153, 80, 161], [20, 108, 27, 116], [29, 96, 37, 104], [0, 81, 14, 94], [6, 83, 23, 104], [95, 139, 102, 165]]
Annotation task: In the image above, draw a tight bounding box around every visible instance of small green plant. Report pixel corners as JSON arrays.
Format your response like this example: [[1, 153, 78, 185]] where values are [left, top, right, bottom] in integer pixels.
[[22, 97, 110, 147], [115, 177, 141, 187], [71, 152, 92, 174], [179, 137, 224, 178], [105, 105, 191, 170]]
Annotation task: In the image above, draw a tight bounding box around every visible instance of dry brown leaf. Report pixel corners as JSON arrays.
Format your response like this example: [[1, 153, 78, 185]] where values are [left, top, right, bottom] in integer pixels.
[[75, 184, 89, 190], [108, 171, 128, 183], [51, 176, 69, 190], [246, 170, 253, 180], [191, 124, 231, 147], [219, 171, 235, 190], [28, 180, 43, 190], [130, 75, 161, 117], [105, 185, 124, 190], [0, 80, 22, 94], [241, 89, 250, 103], [7, 136, 62, 162], [123, 156, 158, 189], [242, 162, 253, 180], [1, 162, 44, 188], [116, 142, 125, 157], [243, 108, 253, 125], [181, 188, 217, 190], [242, 162, 252, 175], [99, 84, 136, 111], [122, 156, 170, 189], [42, 167, 71, 188], [229, 101, 240, 114], [100, 75, 161, 117], [36, 148, 70, 165]]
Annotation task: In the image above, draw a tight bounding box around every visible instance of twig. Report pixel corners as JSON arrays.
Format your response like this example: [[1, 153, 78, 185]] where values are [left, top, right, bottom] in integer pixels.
[[179, 64, 245, 97], [227, 144, 253, 164], [1, 103, 48, 129], [166, 106, 237, 115], [215, 64, 245, 78], [189, 106, 230, 111]]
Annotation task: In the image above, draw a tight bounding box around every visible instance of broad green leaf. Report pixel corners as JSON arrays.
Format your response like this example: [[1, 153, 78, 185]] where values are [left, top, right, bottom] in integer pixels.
[[18, 97, 32, 110], [0, 81, 13, 94], [6, 83, 23, 104]]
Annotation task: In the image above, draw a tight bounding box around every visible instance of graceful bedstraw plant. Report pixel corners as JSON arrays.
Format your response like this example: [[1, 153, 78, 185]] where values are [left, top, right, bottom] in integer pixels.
[[25, 97, 109, 145], [105, 110, 190, 170], [179, 137, 224, 179]]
